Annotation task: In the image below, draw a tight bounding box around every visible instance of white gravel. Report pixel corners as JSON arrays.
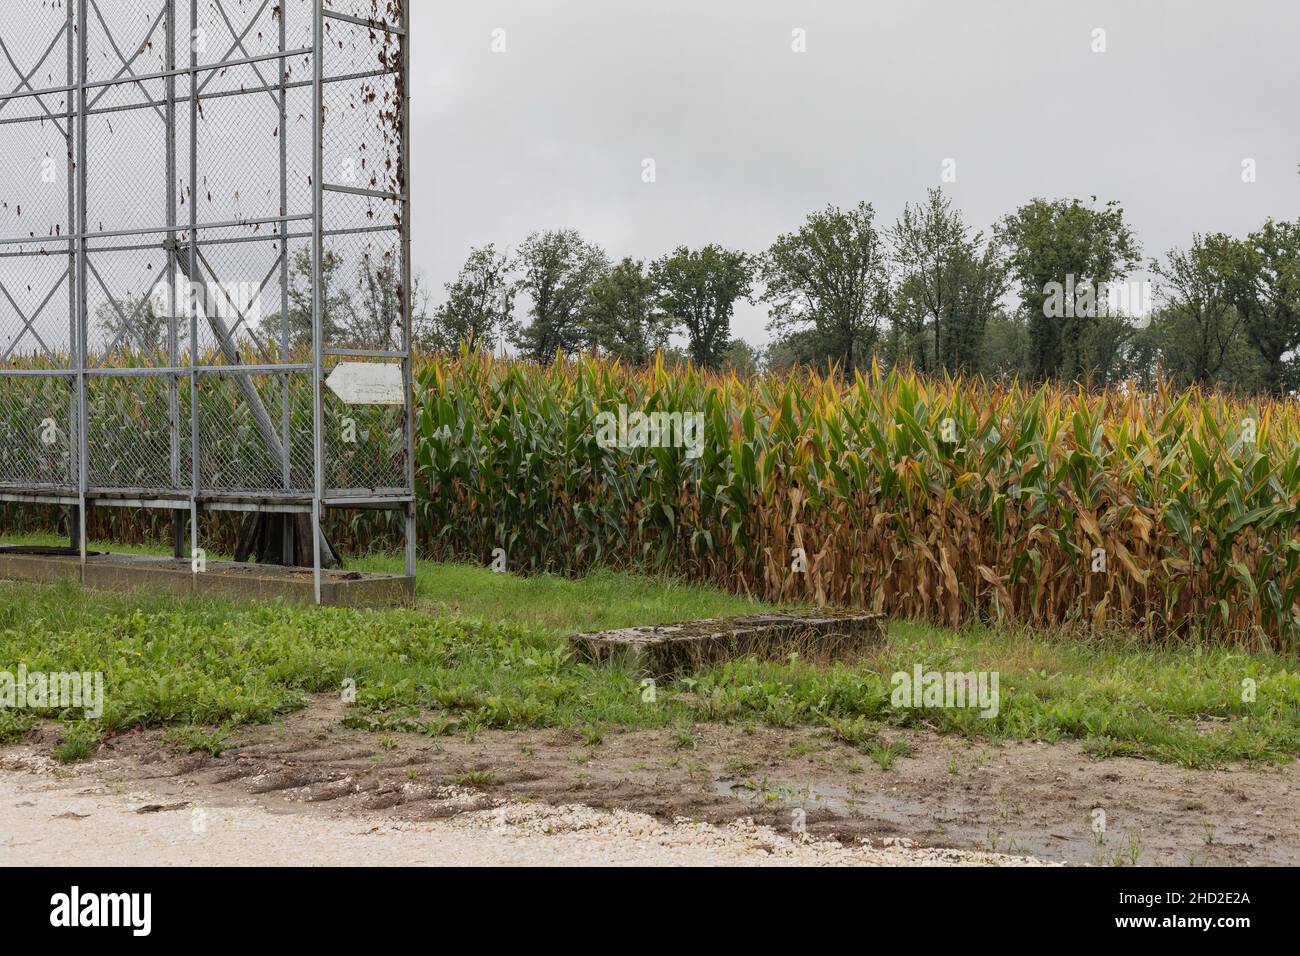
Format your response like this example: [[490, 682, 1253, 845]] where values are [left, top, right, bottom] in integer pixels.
[[0, 768, 1056, 867]]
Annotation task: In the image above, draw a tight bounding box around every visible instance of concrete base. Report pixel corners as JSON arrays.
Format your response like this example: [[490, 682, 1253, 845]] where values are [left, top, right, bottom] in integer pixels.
[[572, 611, 888, 677], [0, 550, 414, 608]]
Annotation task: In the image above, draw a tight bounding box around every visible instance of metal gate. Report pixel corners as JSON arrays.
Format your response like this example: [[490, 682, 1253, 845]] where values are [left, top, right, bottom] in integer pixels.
[[0, 0, 415, 601]]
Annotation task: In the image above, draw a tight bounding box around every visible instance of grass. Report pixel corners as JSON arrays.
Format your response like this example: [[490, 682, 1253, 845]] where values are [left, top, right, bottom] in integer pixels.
[[449, 770, 497, 788], [351, 553, 764, 635], [162, 724, 233, 756], [54, 721, 102, 763], [7, 533, 761, 635], [0, 538, 1297, 770]]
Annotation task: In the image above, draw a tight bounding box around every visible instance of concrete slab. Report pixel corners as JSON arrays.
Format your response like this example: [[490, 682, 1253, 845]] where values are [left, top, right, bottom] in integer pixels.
[[572, 611, 887, 677], [0, 551, 414, 608], [0, 550, 83, 586]]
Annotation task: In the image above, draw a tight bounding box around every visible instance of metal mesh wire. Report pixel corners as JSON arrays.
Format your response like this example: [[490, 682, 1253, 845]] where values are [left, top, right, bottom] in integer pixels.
[[0, 118, 72, 243], [0, 373, 75, 491], [84, 84, 171, 235], [322, 0, 403, 24], [83, 243, 174, 366], [324, 357, 406, 493], [86, 372, 188, 491], [84, 1, 171, 84], [197, 370, 314, 494], [189, 228, 289, 364], [0, 6, 69, 95], [0, 249, 75, 362]]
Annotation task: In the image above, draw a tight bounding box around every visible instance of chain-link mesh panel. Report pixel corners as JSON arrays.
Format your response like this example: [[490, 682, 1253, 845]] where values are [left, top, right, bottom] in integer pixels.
[[193, 84, 285, 225], [187, 228, 288, 365], [0, 119, 72, 243], [319, 10, 404, 350], [323, 356, 405, 493], [321, 215, 402, 352], [84, 244, 175, 367], [0, 250, 74, 364], [0, 5, 70, 95], [84, 1, 169, 84], [84, 84, 171, 236], [194, 0, 308, 73], [197, 369, 313, 495], [320, 22, 401, 199], [322, 1, 403, 31], [318, 6, 407, 500], [85, 372, 188, 492], [0, 374, 75, 492], [0, 6, 76, 509]]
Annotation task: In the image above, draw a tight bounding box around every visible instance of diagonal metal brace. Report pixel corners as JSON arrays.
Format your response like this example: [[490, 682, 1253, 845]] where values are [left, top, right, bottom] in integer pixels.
[[165, 237, 339, 568]]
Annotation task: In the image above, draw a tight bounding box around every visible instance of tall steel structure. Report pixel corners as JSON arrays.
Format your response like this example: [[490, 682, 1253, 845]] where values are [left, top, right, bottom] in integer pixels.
[[0, 0, 415, 602]]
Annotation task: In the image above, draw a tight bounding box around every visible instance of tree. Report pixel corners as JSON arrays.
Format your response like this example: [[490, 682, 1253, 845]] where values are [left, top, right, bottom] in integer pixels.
[[978, 309, 1031, 379], [1223, 219, 1300, 393], [757, 201, 890, 372], [1148, 234, 1241, 386], [584, 257, 670, 364], [509, 230, 608, 361], [97, 294, 166, 360], [1077, 313, 1138, 387], [350, 253, 428, 351], [651, 244, 752, 369], [259, 250, 427, 353], [721, 337, 759, 375], [891, 189, 1007, 374], [763, 326, 842, 374], [428, 244, 514, 352], [260, 248, 352, 350], [997, 197, 1140, 382]]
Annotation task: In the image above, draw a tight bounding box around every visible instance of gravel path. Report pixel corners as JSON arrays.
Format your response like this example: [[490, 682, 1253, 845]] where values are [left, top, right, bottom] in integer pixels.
[[0, 768, 1053, 867]]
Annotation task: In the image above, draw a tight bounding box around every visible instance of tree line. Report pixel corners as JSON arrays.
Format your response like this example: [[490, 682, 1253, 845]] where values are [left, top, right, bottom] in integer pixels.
[[425, 189, 1300, 394]]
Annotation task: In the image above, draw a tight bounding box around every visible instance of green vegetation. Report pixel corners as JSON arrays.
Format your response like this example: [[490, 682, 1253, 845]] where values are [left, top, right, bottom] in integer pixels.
[[409, 354, 1299, 646], [54, 721, 103, 763], [162, 723, 233, 756], [0, 558, 1296, 770]]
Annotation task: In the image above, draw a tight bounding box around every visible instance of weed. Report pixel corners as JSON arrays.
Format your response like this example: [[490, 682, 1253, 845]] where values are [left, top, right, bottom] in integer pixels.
[[448, 770, 496, 788], [53, 722, 102, 763], [162, 724, 232, 757], [670, 722, 699, 751]]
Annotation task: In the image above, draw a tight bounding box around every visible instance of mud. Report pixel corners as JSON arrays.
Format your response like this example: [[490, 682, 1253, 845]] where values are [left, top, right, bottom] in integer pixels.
[[5, 695, 1297, 866]]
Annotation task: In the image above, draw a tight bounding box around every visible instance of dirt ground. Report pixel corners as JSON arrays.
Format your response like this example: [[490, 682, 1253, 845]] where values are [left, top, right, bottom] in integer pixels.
[[0, 770, 1052, 867], [4, 695, 1298, 866]]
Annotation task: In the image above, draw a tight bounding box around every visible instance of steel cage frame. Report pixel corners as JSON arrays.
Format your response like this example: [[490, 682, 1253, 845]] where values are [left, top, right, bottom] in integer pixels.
[[0, 1, 416, 602]]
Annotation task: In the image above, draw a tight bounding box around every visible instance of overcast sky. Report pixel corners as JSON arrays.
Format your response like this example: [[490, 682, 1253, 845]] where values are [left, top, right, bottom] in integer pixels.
[[409, 0, 1300, 346]]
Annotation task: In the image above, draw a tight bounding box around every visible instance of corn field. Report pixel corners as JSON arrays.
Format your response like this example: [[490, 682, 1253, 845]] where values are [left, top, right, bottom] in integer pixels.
[[5, 350, 1299, 648], [411, 353, 1298, 648]]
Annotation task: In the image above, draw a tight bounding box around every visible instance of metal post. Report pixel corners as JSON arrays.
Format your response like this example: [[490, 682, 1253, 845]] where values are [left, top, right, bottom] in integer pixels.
[[188, 0, 201, 567], [310, 0, 324, 604], [75, 0, 89, 569], [278, 0, 293, 564], [400, 0, 417, 581], [166, 0, 184, 559], [65, 0, 78, 551]]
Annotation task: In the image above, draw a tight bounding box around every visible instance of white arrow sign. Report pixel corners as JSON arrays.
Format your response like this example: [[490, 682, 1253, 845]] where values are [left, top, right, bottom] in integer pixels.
[[325, 362, 405, 405]]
